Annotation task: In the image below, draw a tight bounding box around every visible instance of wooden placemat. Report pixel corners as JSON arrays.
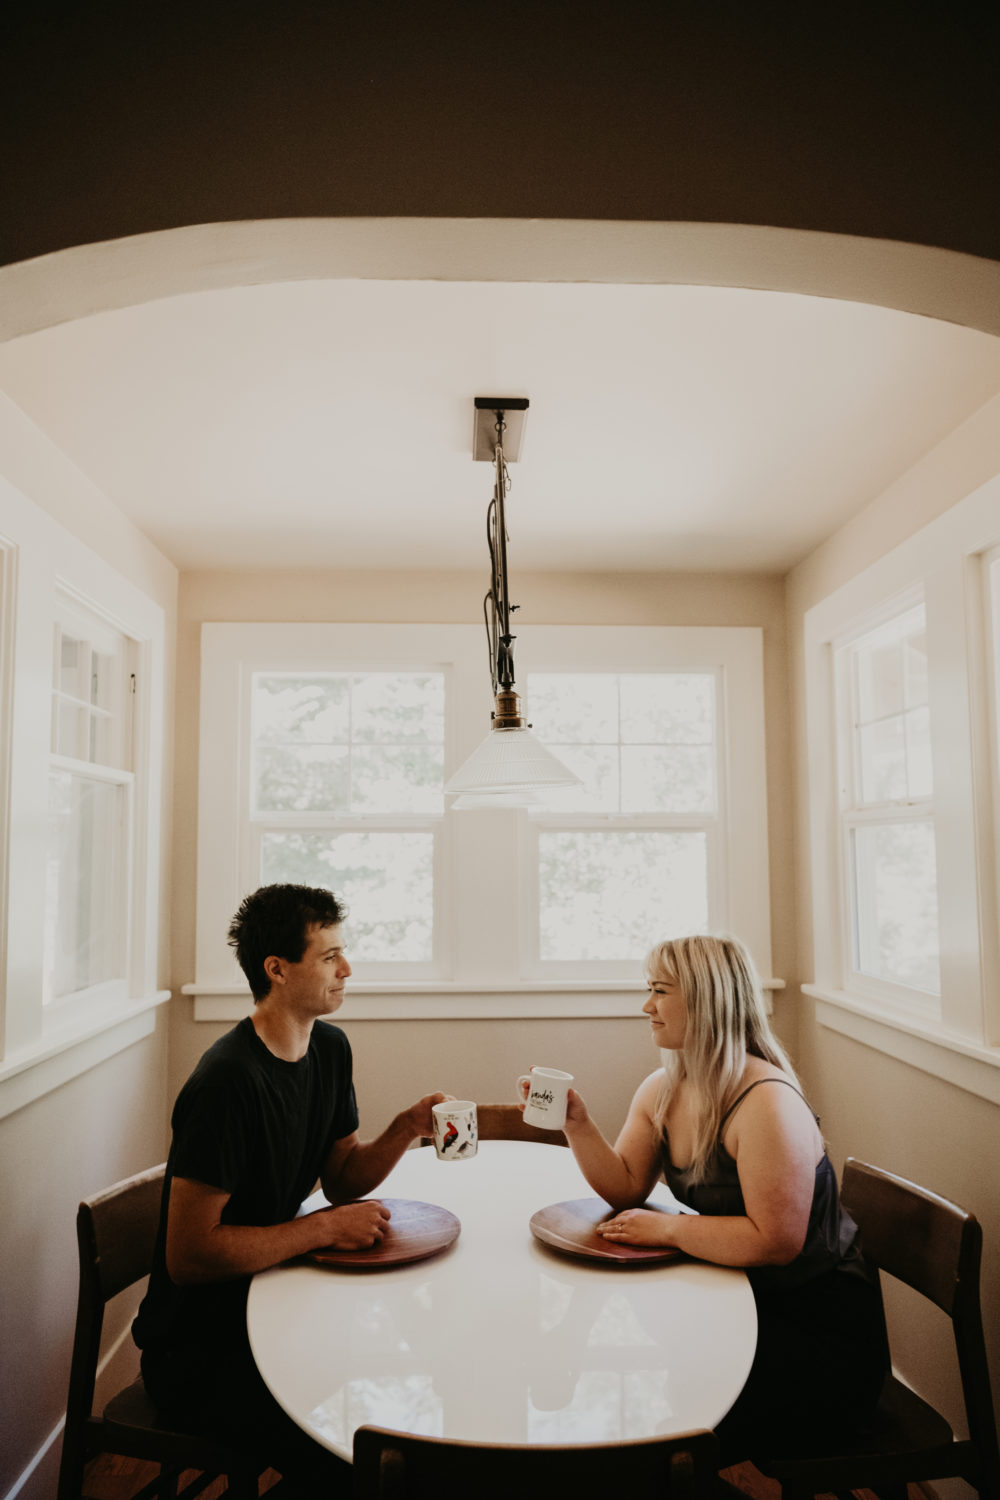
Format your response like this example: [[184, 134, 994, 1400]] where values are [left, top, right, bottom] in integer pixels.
[[308, 1198, 460, 1270], [530, 1197, 683, 1265]]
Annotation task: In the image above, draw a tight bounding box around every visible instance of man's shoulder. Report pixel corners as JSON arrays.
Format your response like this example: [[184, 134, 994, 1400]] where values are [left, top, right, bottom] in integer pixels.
[[174, 1019, 257, 1106], [310, 1018, 351, 1058]]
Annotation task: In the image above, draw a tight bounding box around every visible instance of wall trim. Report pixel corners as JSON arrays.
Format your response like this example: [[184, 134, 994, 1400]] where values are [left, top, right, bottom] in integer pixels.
[[806, 984, 1000, 1105], [0, 991, 169, 1121]]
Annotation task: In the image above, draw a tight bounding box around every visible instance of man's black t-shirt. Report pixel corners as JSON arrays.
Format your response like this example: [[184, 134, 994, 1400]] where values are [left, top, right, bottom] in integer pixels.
[[133, 1016, 358, 1354]]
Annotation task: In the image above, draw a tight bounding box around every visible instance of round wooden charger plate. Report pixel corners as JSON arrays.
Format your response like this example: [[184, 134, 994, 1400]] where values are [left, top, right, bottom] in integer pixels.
[[308, 1198, 460, 1270], [530, 1197, 682, 1265]]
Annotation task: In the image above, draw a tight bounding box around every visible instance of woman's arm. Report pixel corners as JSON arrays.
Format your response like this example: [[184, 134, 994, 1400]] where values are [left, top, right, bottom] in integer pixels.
[[563, 1070, 665, 1211], [598, 1076, 821, 1264]]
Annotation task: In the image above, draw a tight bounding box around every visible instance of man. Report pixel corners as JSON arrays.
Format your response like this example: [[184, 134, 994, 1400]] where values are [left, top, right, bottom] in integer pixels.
[[133, 883, 447, 1488]]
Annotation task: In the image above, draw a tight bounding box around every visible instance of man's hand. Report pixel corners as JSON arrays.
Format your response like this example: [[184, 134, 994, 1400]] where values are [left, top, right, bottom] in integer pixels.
[[312, 1199, 391, 1250], [403, 1091, 452, 1141]]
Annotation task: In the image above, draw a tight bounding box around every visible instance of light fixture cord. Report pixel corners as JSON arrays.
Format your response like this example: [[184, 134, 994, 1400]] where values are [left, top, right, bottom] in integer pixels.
[[483, 414, 517, 698]]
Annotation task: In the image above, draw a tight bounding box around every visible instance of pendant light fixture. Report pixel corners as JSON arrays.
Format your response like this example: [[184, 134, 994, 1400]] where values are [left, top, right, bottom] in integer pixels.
[[444, 398, 582, 808]]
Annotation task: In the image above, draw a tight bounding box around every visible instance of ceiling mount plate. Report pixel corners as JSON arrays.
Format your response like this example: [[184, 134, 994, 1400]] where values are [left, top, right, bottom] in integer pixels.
[[473, 397, 529, 462]]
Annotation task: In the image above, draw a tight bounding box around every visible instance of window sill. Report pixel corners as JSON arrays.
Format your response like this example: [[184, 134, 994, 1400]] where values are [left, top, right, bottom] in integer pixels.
[[803, 984, 1000, 1106], [0, 990, 171, 1121], [185, 978, 785, 1022]]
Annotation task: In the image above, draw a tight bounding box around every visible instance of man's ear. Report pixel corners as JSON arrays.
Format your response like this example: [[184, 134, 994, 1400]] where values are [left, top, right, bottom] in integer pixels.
[[263, 953, 285, 986]]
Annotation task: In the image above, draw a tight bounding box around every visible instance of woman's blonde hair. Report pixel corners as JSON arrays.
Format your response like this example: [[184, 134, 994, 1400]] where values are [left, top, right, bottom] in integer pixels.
[[648, 933, 796, 1183]]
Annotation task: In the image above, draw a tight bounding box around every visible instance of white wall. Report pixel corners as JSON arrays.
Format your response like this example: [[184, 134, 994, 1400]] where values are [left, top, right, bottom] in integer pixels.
[[786, 390, 1000, 1496], [0, 398, 177, 1500]]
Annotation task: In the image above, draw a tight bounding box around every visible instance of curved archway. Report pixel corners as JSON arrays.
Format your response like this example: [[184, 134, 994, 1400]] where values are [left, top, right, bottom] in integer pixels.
[[3, 219, 1000, 346]]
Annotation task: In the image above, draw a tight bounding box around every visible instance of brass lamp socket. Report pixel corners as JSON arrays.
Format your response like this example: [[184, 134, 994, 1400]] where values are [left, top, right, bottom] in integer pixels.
[[492, 690, 527, 730]]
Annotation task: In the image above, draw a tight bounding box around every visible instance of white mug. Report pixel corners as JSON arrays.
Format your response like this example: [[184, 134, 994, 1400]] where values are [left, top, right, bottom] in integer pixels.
[[432, 1100, 478, 1161], [517, 1067, 574, 1131]]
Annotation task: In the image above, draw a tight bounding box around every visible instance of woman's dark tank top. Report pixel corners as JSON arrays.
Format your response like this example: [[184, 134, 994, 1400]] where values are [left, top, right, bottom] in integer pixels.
[[660, 1076, 869, 1292]]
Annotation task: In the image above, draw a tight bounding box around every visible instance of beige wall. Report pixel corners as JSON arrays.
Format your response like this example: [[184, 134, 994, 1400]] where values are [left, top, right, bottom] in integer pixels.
[[0, 403, 177, 1500], [785, 391, 1000, 1481], [171, 568, 795, 1133]]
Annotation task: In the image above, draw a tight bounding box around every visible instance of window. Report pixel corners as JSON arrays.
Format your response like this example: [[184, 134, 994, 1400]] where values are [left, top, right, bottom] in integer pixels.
[[834, 600, 940, 1009], [192, 624, 771, 1014], [44, 596, 136, 1007], [525, 672, 717, 969], [0, 479, 167, 1114], [251, 671, 445, 967], [802, 468, 1000, 1088]]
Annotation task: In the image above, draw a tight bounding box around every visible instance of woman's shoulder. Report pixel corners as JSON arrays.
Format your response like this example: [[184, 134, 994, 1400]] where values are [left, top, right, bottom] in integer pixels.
[[633, 1067, 667, 1109]]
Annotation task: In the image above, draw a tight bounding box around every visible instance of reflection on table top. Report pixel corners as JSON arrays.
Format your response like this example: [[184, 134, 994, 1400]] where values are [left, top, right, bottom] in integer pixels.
[[247, 1140, 757, 1461]]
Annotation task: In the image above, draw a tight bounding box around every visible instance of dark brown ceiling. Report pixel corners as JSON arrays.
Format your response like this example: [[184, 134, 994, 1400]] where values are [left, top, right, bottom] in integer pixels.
[[4, 0, 999, 267]]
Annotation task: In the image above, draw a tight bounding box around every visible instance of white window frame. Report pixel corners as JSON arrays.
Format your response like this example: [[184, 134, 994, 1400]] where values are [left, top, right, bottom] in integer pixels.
[[0, 476, 167, 1120], [831, 591, 939, 1017], [189, 622, 773, 1019], [246, 665, 449, 981], [517, 630, 766, 980], [802, 471, 1000, 1101]]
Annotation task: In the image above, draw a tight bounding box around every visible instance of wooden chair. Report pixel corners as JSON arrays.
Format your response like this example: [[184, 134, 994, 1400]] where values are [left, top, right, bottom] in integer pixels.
[[353, 1424, 720, 1499], [57, 1163, 265, 1500], [417, 1102, 568, 1150], [754, 1157, 1000, 1499]]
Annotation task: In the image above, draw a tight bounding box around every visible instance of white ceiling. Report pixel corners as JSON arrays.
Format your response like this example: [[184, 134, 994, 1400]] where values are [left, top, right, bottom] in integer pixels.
[[2, 276, 999, 574]]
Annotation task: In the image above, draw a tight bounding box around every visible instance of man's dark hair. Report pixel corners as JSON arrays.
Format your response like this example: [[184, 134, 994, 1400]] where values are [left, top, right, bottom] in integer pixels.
[[227, 883, 347, 1001]]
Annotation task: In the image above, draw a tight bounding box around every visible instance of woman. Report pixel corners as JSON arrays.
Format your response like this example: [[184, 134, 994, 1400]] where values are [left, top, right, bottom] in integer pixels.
[[553, 934, 885, 1462]]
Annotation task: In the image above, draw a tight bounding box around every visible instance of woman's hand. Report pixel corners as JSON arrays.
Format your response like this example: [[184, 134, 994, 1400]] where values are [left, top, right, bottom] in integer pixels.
[[564, 1087, 589, 1128], [596, 1208, 676, 1247]]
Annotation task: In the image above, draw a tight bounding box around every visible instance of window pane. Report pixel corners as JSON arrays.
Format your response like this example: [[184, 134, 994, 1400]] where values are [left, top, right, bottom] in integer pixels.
[[538, 831, 708, 961], [621, 746, 715, 813], [529, 672, 717, 816], [254, 676, 351, 745], [535, 745, 620, 813], [858, 717, 907, 803], [620, 674, 714, 745], [252, 672, 444, 814], [851, 820, 940, 994], [44, 771, 128, 1000], [527, 675, 620, 744], [52, 610, 129, 769], [350, 673, 444, 744], [351, 746, 444, 813], [254, 745, 350, 813], [857, 639, 906, 721], [260, 831, 434, 962]]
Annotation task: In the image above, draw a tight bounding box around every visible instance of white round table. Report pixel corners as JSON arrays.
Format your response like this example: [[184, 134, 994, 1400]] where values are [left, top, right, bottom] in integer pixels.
[[247, 1140, 757, 1460]]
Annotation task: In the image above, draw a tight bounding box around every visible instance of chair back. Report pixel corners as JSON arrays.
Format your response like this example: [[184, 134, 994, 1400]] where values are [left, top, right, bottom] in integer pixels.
[[59, 1163, 167, 1500], [477, 1103, 568, 1147], [841, 1157, 975, 1314], [842, 1157, 1000, 1489], [82, 1162, 167, 1301], [354, 1425, 719, 1500]]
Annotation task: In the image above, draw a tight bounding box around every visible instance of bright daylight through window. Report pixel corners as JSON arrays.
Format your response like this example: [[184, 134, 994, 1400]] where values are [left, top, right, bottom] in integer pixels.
[[251, 672, 444, 963], [528, 672, 715, 961], [836, 601, 939, 1005], [45, 596, 135, 1006], [193, 622, 771, 1006]]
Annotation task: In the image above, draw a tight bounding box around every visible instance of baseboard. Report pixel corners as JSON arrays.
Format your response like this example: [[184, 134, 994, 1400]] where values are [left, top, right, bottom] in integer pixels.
[[3, 1326, 140, 1500]]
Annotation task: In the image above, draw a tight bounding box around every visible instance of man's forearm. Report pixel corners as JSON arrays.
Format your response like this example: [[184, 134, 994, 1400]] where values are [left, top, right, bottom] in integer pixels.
[[322, 1112, 417, 1202], [168, 1208, 336, 1284]]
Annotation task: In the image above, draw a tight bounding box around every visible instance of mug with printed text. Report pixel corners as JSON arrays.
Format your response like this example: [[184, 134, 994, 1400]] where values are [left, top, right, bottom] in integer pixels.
[[516, 1067, 574, 1131], [432, 1100, 478, 1161]]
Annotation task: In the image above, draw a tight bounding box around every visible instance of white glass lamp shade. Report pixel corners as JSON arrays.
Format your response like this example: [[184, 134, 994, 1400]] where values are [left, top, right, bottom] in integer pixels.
[[444, 726, 582, 798]]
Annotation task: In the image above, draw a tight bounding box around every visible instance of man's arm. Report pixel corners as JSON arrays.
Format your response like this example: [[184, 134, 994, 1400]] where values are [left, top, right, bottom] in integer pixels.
[[165, 1176, 391, 1285], [320, 1092, 447, 1203]]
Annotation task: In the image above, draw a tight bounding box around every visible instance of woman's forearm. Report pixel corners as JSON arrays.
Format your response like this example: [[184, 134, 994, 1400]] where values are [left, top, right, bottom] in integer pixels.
[[565, 1115, 653, 1210]]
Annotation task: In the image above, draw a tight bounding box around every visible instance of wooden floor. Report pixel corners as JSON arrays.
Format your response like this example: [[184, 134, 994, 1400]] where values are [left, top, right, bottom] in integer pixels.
[[84, 1451, 924, 1498]]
